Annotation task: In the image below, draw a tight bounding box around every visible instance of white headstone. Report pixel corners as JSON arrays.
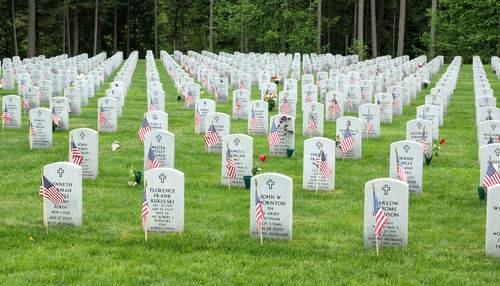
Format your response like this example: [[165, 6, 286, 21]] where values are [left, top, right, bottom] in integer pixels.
[[2, 95, 21, 128], [374, 93, 393, 124], [269, 114, 295, 157], [50, 97, 70, 131], [485, 185, 500, 256], [29, 108, 52, 149], [221, 134, 253, 187], [247, 100, 269, 135], [325, 91, 344, 121], [69, 128, 99, 179], [64, 87, 81, 116], [144, 130, 175, 171], [233, 89, 251, 120], [359, 103, 381, 139], [145, 111, 168, 131], [204, 112, 230, 153], [98, 97, 118, 133], [302, 102, 324, 137], [389, 140, 423, 193], [195, 99, 216, 133], [417, 105, 439, 140], [302, 137, 335, 191], [336, 117, 362, 159]]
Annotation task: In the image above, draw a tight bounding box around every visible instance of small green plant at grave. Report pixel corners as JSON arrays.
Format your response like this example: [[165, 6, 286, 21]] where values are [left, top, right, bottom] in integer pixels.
[[251, 155, 267, 176], [348, 39, 369, 60], [425, 139, 445, 165]]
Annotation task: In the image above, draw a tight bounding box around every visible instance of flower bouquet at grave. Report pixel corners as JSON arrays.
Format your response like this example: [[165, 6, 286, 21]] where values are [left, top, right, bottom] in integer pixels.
[[277, 115, 295, 157], [264, 93, 277, 111], [111, 140, 121, 151], [245, 155, 266, 189], [128, 165, 142, 186], [425, 139, 445, 165], [423, 80, 431, 88]]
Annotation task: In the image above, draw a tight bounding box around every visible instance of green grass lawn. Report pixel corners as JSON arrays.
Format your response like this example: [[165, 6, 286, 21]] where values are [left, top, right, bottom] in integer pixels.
[[1, 59, 499, 284]]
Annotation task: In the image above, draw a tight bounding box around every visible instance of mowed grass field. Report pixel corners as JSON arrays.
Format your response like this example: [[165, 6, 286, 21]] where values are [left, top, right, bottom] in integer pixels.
[[1, 59, 500, 284]]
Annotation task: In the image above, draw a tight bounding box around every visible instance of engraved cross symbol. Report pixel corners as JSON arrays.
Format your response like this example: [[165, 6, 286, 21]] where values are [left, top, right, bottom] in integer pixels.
[[417, 122, 422, 129], [214, 116, 220, 122], [156, 135, 162, 142], [311, 105, 315, 111], [382, 184, 391, 195], [425, 107, 430, 113], [404, 145, 410, 153], [267, 179, 275, 190], [80, 132, 85, 140], [57, 168, 64, 177], [159, 173, 167, 183], [495, 148, 500, 157], [316, 141, 322, 149], [492, 124, 497, 130], [256, 103, 260, 108], [105, 99, 109, 104], [234, 138, 240, 146]]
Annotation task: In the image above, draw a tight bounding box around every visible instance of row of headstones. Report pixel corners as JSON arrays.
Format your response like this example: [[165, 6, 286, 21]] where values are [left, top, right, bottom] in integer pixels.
[[473, 56, 500, 257], [1, 52, 124, 131]]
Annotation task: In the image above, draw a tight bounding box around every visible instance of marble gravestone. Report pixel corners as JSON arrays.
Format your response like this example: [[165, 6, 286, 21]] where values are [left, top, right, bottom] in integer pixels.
[[43, 162, 83, 226], [302, 102, 324, 137], [325, 91, 344, 121], [247, 100, 268, 135], [486, 185, 500, 257], [144, 168, 184, 233], [2, 69, 15, 90], [359, 103, 380, 139], [1, 95, 21, 128], [145, 111, 168, 131], [50, 97, 70, 131], [250, 173, 293, 240], [478, 120, 500, 149], [74, 80, 89, 107], [302, 137, 335, 191], [406, 119, 433, 160], [374, 93, 393, 124], [23, 86, 40, 113], [335, 117, 362, 159], [29, 108, 52, 149], [479, 144, 500, 186], [97, 97, 118, 133], [344, 85, 362, 113], [278, 91, 297, 117], [387, 86, 404, 116], [204, 112, 230, 153], [215, 78, 229, 103], [417, 105, 439, 140], [221, 134, 253, 187], [363, 178, 409, 248], [476, 107, 500, 128], [38, 80, 53, 104], [105, 89, 123, 117], [184, 83, 200, 110], [301, 84, 318, 108], [69, 128, 99, 179], [268, 114, 295, 157], [233, 89, 250, 120], [64, 87, 81, 116], [148, 89, 165, 112], [389, 141, 423, 193], [475, 96, 496, 108], [425, 94, 445, 125], [195, 99, 216, 134], [144, 130, 175, 171]]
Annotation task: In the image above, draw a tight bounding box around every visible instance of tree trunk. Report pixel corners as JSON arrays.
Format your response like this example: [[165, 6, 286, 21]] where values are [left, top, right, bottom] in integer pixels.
[[370, 0, 377, 57], [93, 0, 98, 56], [397, 0, 405, 57], [209, 0, 213, 52], [73, 1, 79, 56], [180, 3, 184, 53], [173, 8, 177, 51], [345, 35, 348, 55], [376, 0, 384, 55], [392, 0, 396, 57], [113, 7, 117, 53], [126, 0, 130, 56], [430, 0, 437, 58], [27, 0, 36, 57], [66, 5, 71, 57], [186, 26, 190, 52], [63, 5, 65, 54], [97, 19, 101, 53], [353, 1, 358, 42], [317, 0, 321, 53], [10, 0, 18, 56], [358, 0, 364, 59], [154, 0, 158, 57]]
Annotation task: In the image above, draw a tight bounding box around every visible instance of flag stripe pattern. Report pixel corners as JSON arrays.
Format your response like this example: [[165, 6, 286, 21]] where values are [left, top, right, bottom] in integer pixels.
[[308, 115, 317, 131], [39, 175, 66, 205], [421, 129, 428, 155], [146, 146, 160, 170], [373, 192, 387, 238], [98, 107, 107, 126], [149, 98, 155, 111], [366, 114, 373, 135], [251, 109, 259, 129], [71, 141, 83, 166], [226, 147, 237, 179], [194, 109, 203, 128], [280, 97, 291, 114], [138, 117, 152, 142], [52, 107, 60, 126], [1, 108, 12, 124], [268, 121, 281, 147], [255, 189, 264, 226], [141, 186, 149, 229], [484, 161, 500, 190], [397, 154, 408, 183], [328, 98, 340, 114], [315, 149, 332, 179], [340, 126, 354, 153], [204, 124, 221, 147]]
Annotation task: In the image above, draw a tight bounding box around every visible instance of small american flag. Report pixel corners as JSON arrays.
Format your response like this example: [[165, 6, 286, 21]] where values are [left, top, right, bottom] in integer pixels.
[[52, 107, 60, 126], [484, 161, 500, 190], [71, 141, 83, 166], [308, 115, 317, 131], [204, 124, 220, 148], [340, 126, 354, 153], [268, 121, 281, 147], [361, 90, 365, 101], [138, 117, 152, 142], [149, 98, 155, 111], [67, 102, 72, 113], [38, 90, 43, 99], [1, 107, 12, 124], [146, 146, 160, 170], [396, 154, 408, 183], [315, 149, 332, 179], [0, 77, 5, 86], [421, 129, 428, 155], [373, 191, 387, 239], [488, 135, 494, 144], [280, 97, 291, 114], [39, 175, 66, 206], [305, 92, 312, 103], [239, 83, 245, 89], [226, 146, 237, 179], [251, 108, 259, 129], [98, 107, 107, 126], [29, 120, 35, 146], [392, 93, 398, 108], [19, 83, 25, 93], [377, 99, 383, 111], [366, 114, 373, 135], [185, 92, 194, 107], [255, 189, 264, 227], [215, 89, 220, 99], [23, 95, 29, 110], [328, 98, 340, 115], [141, 186, 149, 229], [235, 98, 241, 114], [194, 108, 203, 128], [347, 95, 353, 107]]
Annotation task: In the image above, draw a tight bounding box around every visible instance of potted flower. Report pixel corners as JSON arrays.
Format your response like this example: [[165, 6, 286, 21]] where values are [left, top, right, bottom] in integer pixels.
[[264, 92, 277, 111], [425, 139, 445, 165], [277, 115, 294, 157], [244, 155, 266, 189], [423, 80, 431, 88]]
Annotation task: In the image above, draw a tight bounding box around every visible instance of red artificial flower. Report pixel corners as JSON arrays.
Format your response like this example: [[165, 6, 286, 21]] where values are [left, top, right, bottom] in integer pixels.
[[259, 155, 266, 162], [440, 139, 445, 145], [272, 77, 279, 80]]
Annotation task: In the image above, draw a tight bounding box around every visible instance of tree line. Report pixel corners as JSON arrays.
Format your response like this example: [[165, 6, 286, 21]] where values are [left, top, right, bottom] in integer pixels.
[[0, 0, 497, 63]]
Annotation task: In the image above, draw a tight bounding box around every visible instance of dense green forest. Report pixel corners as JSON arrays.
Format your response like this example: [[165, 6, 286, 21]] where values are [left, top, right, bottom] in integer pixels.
[[0, 0, 498, 62]]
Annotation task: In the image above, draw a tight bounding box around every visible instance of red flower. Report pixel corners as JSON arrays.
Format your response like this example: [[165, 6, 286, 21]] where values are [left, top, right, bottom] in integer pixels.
[[259, 155, 266, 162], [440, 139, 445, 145]]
